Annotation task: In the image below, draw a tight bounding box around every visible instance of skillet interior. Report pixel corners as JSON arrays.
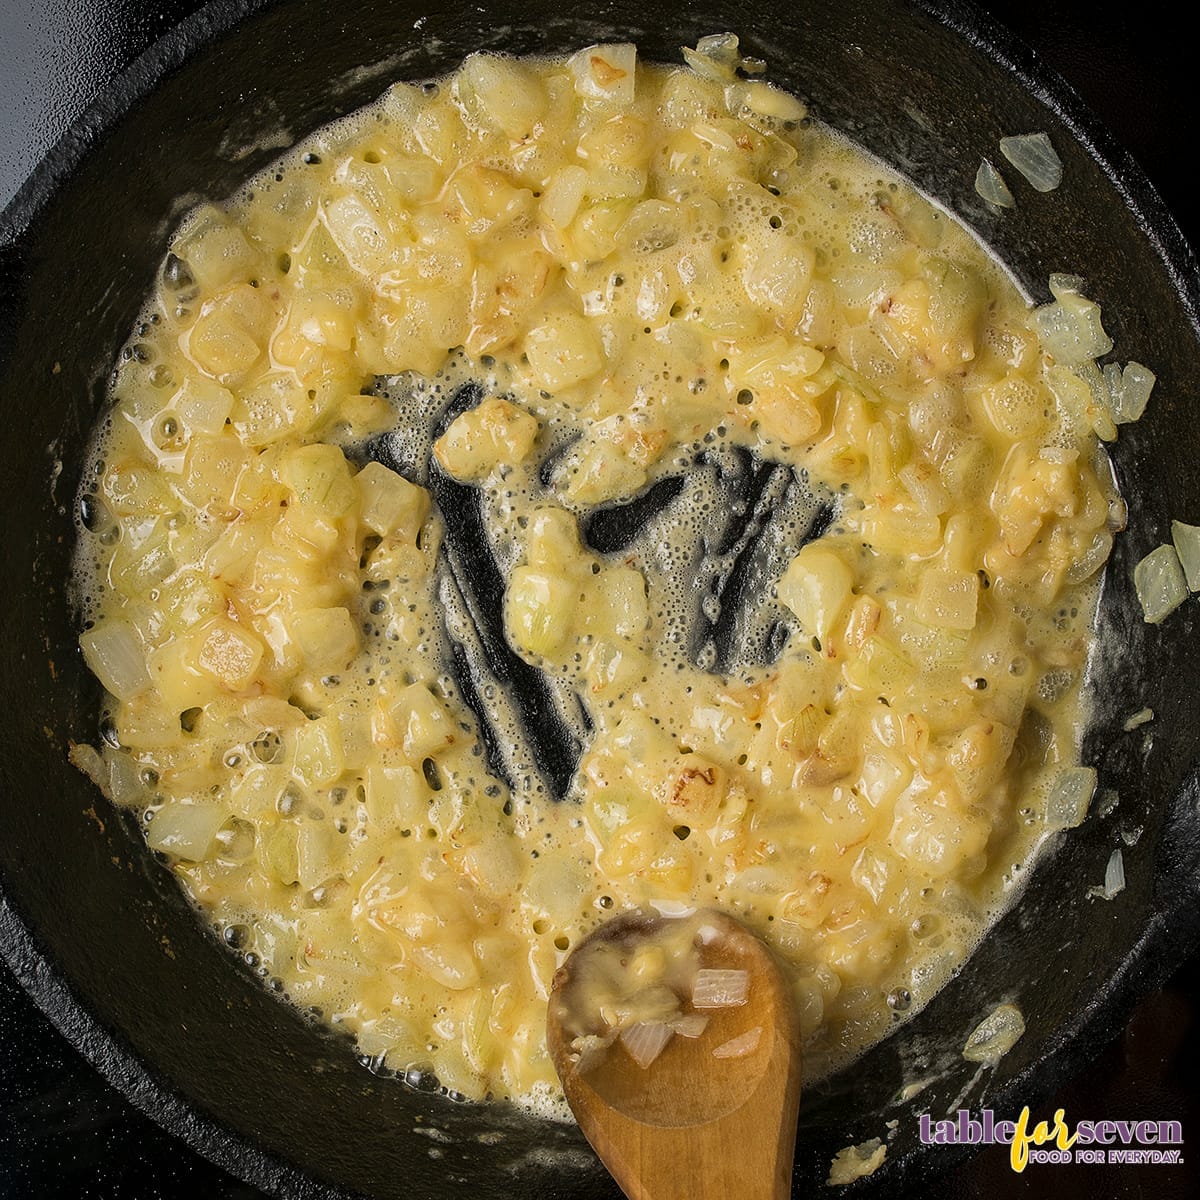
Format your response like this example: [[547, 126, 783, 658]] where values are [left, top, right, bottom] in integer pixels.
[[3, 1, 1200, 1195]]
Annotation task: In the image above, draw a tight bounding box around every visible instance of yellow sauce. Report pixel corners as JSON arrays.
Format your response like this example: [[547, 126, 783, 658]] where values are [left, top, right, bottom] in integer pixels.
[[72, 39, 1118, 1118]]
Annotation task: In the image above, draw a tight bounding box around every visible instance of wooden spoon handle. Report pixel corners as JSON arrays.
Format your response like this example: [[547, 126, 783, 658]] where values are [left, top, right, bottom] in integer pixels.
[[580, 1048, 801, 1200]]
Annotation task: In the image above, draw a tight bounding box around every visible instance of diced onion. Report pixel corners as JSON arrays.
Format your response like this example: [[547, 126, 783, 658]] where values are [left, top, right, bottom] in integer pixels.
[[681, 32, 742, 82], [962, 1002, 1025, 1063], [725, 80, 807, 123], [692, 967, 750, 1008], [1048, 273, 1085, 300], [1122, 707, 1154, 732], [1103, 361, 1123, 411], [1045, 766, 1096, 829], [568, 44, 637, 105], [175, 378, 233, 434], [1108, 496, 1129, 532], [1088, 849, 1126, 901], [1033, 292, 1112, 366], [1071, 360, 1117, 441], [79, 620, 151, 702], [1064, 529, 1113, 584], [147, 802, 227, 861], [1134, 543, 1188, 624], [695, 32, 741, 63], [1104, 359, 1156, 424], [999, 132, 1063, 191], [712, 1026, 761, 1058], [620, 1021, 674, 1068], [827, 1139, 887, 1186], [831, 267, 902, 312], [68, 742, 106, 792], [974, 159, 1014, 209], [539, 165, 588, 229], [570, 1032, 616, 1072], [671, 1013, 709, 1039], [104, 745, 150, 807], [1171, 520, 1200, 591], [457, 54, 546, 139]]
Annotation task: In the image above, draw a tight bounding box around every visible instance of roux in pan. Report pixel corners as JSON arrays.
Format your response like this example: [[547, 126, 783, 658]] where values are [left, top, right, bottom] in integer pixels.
[[72, 38, 1119, 1116]]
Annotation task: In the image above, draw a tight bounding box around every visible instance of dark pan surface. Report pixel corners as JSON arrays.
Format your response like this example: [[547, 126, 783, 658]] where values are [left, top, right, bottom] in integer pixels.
[[3, 2, 1199, 1197]]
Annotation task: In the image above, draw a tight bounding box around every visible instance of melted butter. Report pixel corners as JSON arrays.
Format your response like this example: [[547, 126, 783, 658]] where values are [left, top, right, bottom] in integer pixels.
[[71, 41, 1118, 1118]]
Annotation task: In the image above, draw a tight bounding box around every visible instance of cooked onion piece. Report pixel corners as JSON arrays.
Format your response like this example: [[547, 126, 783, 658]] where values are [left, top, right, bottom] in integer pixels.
[[974, 158, 1015, 209], [693, 968, 751, 1009], [1134, 543, 1188, 624], [962, 1002, 1026, 1064], [620, 1020, 675, 1069], [1105, 360, 1156, 424], [712, 1026, 762, 1058], [1088, 849, 1126, 901], [1172, 519, 1200, 591], [999, 131, 1063, 192], [1122, 707, 1154, 732], [1045, 766, 1097, 830]]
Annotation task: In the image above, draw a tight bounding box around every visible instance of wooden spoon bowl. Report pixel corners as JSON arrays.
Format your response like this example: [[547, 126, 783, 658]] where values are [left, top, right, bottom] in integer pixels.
[[547, 909, 803, 1200]]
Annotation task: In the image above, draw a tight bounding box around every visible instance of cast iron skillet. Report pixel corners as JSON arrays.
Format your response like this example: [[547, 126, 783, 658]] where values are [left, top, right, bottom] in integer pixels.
[[3, 1, 1200, 1196]]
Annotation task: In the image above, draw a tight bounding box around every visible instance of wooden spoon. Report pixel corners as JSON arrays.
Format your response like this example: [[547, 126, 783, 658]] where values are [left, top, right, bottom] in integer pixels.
[[547, 908, 802, 1200]]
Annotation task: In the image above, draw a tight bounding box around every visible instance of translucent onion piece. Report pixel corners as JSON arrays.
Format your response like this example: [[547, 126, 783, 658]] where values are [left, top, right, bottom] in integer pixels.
[[147, 802, 227, 861], [67, 742, 106, 792], [999, 132, 1063, 191], [104, 745, 150, 807], [79, 620, 151, 701], [681, 45, 735, 82], [1045, 766, 1096, 829], [1048, 272, 1085, 300], [827, 1139, 887, 1186], [568, 43, 637, 105], [1134, 543, 1188, 624], [974, 159, 1014, 208], [1073, 360, 1117, 441], [712, 1026, 761, 1058], [962, 1002, 1026, 1063], [671, 1013, 709, 1039], [692, 967, 750, 1008], [1088, 849, 1126, 901], [1033, 293, 1112, 366], [570, 1031, 616, 1072], [725, 80, 807, 123], [1065, 529, 1113, 584], [1122, 707, 1154, 732], [620, 1020, 674, 1068], [1109, 495, 1129, 533], [1102, 361, 1123, 414], [831, 266, 902, 312], [695, 32, 741, 65], [1172, 519, 1200, 591], [1116, 361, 1156, 423]]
